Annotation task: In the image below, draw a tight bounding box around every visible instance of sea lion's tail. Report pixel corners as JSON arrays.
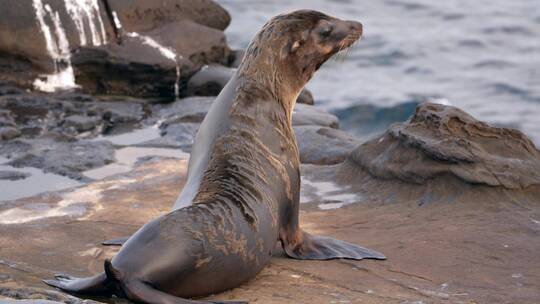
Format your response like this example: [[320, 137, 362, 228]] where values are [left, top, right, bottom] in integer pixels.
[[105, 260, 248, 304], [103, 259, 125, 296], [103, 259, 121, 281]]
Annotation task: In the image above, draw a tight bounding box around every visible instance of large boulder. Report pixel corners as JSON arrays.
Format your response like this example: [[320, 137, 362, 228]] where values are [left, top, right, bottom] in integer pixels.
[[0, 0, 230, 72], [342, 102, 540, 189], [157, 96, 214, 124], [293, 104, 339, 128], [71, 35, 193, 99], [295, 126, 361, 165], [108, 0, 231, 32], [144, 20, 231, 67], [187, 65, 235, 96], [0, 0, 232, 95], [0, 0, 115, 73]]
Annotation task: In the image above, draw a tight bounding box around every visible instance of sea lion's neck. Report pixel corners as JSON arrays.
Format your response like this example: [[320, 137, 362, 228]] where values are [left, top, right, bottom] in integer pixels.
[[237, 54, 304, 119]]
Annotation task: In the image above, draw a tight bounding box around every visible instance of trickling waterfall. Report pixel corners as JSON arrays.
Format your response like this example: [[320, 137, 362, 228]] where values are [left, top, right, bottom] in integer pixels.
[[113, 12, 181, 99], [32, 0, 77, 92], [65, 0, 107, 46], [32, 0, 108, 92], [111, 10, 122, 33]]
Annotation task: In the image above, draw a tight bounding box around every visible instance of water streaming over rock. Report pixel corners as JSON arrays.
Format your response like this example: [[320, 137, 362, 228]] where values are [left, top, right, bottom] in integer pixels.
[[32, 0, 108, 92], [64, 0, 107, 46], [113, 11, 181, 99], [32, 0, 76, 92]]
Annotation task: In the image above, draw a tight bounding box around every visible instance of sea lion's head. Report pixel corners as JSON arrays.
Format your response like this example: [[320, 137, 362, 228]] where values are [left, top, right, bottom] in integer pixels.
[[239, 10, 362, 106]]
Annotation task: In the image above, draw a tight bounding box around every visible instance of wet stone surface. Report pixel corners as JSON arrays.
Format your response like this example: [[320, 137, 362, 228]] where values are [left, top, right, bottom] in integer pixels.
[[0, 157, 538, 304]]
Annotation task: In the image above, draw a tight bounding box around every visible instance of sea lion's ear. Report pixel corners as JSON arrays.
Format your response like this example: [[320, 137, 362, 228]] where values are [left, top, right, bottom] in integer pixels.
[[291, 41, 301, 52], [282, 40, 302, 59]]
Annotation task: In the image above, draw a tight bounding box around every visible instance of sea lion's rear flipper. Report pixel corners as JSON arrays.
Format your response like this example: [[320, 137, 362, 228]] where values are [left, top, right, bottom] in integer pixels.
[[282, 230, 386, 260], [123, 279, 248, 304], [43, 272, 113, 295], [101, 236, 129, 246]]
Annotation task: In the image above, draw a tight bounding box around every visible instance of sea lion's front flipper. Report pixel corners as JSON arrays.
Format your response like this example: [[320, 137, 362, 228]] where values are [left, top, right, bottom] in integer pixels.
[[101, 236, 129, 246], [123, 279, 248, 304], [43, 272, 113, 295], [282, 230, 386, 260]]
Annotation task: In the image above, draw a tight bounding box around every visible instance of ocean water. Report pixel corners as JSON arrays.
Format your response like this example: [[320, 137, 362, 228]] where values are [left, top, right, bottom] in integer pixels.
[[216, 0, 540, 144]]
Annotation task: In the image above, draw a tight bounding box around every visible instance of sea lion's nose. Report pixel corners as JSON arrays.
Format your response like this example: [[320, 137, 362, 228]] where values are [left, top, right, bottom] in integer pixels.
[[347, 21, 363, 35]]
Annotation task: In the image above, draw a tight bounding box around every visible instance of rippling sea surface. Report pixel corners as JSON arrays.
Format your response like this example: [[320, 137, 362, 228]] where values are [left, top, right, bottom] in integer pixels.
[[216, 0, 540, 144]]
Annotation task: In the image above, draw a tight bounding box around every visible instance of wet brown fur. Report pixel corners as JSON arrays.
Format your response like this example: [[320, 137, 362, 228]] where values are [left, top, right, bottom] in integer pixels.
[[43, 10, 372, 303]]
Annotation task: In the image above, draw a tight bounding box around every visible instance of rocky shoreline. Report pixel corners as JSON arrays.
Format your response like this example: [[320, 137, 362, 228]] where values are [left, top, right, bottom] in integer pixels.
[[1, 0, 539, 303]]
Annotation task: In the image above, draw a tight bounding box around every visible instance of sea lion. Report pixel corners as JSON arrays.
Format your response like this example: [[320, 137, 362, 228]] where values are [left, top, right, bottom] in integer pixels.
[[44, 10, 385, 304]]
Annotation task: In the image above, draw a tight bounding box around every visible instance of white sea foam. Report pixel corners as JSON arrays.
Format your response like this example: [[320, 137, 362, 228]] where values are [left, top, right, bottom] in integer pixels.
[[33, 66, 77, 92]]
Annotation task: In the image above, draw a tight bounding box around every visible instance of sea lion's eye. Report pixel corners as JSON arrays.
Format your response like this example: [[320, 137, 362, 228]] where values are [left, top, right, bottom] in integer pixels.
[[319, 26, 333, 38]]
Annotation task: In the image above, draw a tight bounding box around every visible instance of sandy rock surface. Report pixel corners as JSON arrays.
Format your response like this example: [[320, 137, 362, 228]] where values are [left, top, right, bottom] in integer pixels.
[[0, 152, 538, 303]]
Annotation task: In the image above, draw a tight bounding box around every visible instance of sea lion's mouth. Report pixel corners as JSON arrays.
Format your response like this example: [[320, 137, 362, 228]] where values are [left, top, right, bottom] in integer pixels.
[[338, 33, 362, 51], [336, 20, 363, 52]]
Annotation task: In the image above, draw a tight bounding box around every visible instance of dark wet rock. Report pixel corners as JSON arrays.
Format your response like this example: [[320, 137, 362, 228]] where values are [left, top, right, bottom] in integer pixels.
[[145, 20, 231, 67], [2, 94, 81, 138], [71, 36, 192, 99], [0, 170, 30, 181], [157, 96, 214, 125], [52, 92, 98, 103], [341, 102, 540, 189], [0, 52, 38, 90], [229, 49, 245, 68], [0, 140, 33, 159], [0, 52, 40, 91], [294, 126, 361, 165], [334, 101, 418, 140], [136, 136, 183, 150], [63, 115, 100, 133], [293, 104, 339, 128], [88, 101, 144, 125], [157, 122, 200, 152], [297, 89, 314, 105], [0, 109, 17, 127], [4, 138, 115, 181], [0, 273, 10, 282], [0, 286, 99, 304], [187, 65, 235, 96], [109, 0, 231, 32], [0, 83, 24, 96], [0, 127, 21, 140]]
